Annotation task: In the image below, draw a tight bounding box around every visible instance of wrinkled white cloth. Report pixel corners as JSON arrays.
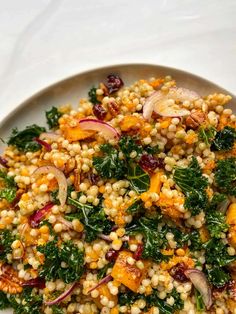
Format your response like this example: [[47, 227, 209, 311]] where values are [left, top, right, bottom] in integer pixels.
[[0, 0, 235, 121]]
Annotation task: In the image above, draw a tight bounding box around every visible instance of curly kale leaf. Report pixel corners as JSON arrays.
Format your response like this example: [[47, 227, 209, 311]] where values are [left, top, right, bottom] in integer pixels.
[[0, 170, 17, 203], [126, 199, 145, 215], [173, 157, 208, 215], [195, 289, 205, 312], [206, 211, 228, 238], [215, 157, 236, 196], [93, 144, 126, 179], [9, 288, 43, 314], [0, 229, 16, 262], [97, 263, 112, 280], [127, 162, 150, 193], [119, 135, 142, 159], [67, 196, 113, 242], [126, 216, 168, 263], [52, 306, 65, 314], [188, 230, 203, 251], [37, 240, 84, 283], [204, 238, 236, 267], [88, 86, 99, 104], [45, 107, 62, 129], [206, 267, 231, 288], [198, 126, 216, 146], [211, 126, 236, 151], [0, 291, 11, 310], [7, 124, 46, 152]]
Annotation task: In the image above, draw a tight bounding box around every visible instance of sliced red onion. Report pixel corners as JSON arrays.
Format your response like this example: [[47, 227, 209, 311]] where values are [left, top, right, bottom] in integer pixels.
[[40, 132, 60, 141], [143, 87, 199, 120], [185, 269, 212, 310], [29, 202, 54, 228], [88, 275, 113, 293], [33, 166, 67, 206], [0, 156, 8, 168], [57, 216, 73, 229], [22, 277, 46, 289], [79, 119, 120, 140], [34, 137, 52, 151], [44, 282, 77, 306]]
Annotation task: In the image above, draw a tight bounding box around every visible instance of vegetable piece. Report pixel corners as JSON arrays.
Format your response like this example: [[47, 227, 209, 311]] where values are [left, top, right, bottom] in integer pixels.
[[211, 126, 236, 151], [226, 203, 236, 225], [51, 306, 65, 314], [127, 162, 150, 193], [79, 119, 120, 140], [215, 157, 236, 196], [37, 240, 84, 283], [206, 267, 230, 288], [195, 289, 205, 312], [126, 199, 144, 215], [0, 291, 11, 309], [0, 156, 8, 168], [44, 282, 77, 306], [88, 86, 99, 104], [45, 106, 62, 129], [0, 230, 16, 262], [28, 202, 54, 228], [88, 274, 113, 293], [0, 169, 17, 203], [22, 278, 46, 289], [7, 124, 46, 152], [34, 137, 52, 151], [198, 126, 216, 146], [148, 170, 163, 194], [97, 263, 112, 280], [184, 269, 212, 310], [92, 281, 118, 309], [111, 251, 149, 292], [93, 144, 126, 180], [119, 135, 142, 159], [143, 87, 198, 120], [206, 211, 228, 238], [33, 166, 67, 206]]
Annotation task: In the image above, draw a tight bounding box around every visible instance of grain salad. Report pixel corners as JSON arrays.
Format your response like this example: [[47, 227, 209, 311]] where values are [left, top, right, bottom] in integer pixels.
[[0, 73, 236, 314]]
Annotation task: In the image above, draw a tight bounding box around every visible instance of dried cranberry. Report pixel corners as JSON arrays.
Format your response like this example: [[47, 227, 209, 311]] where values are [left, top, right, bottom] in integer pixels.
[[105, 74, 124, 94], [133, 244, 143, 260], [93, 103, 107, 120], [88, 172, 100, 185], [0, 156, 8, 168], [22, 278, 46, 289], [105, 249, 119, 262], [170, 263, 189, 282], [139, 154, 164, 173]]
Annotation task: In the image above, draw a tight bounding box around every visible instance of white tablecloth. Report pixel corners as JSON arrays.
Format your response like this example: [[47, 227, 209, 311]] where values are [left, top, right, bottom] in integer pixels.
[[0, 0, 235, 120]]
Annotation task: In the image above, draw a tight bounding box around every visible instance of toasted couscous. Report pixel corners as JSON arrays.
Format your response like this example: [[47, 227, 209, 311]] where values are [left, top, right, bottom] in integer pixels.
[[0, 74, 236, 314]]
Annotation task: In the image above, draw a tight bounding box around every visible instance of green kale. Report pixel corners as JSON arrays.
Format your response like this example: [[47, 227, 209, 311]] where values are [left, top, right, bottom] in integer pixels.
[[8, 124, 46, 152], [97, 263, 112, 280], [173, 157, 208, 215], [206, 211, 228, 238], [206, 267, 231, 288], [215, 157, 236, 196], [127, 162, 150, 193], [198, 126, 216, 146], [0, 229, 16, 262], [51, 185, 75, 205], [211, 126, 236, 151], [45, 106, 62, 129], [204, 238, 236, 267], [195, 289, 205, 312], [67, 196, 113, 242], [37, 240, 84, 283], [93, 144, 126, 179], [0, 291, 11, 310], [118, 291, 144, 306], [88, 86, 99, 104], [188, 230, 203, 251], [51, 306, 65, 314], [126, 216, 168, 263], [126, 199, 145, 215], [145, 144, 160, 155], [207, 193, 227, 211], [119, 136, 142, 159], [9, 287, 43, 314], [0, 170, 17, 203]]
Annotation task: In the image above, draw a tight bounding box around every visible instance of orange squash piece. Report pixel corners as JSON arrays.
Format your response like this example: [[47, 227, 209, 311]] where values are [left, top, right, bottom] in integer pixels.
[[111, 251, 149, 292], [93, 283, 118, 309], [120, 116, 144, 132]]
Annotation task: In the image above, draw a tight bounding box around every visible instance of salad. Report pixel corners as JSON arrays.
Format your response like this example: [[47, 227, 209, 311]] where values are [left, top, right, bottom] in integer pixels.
[[0, 73, 236, 314]]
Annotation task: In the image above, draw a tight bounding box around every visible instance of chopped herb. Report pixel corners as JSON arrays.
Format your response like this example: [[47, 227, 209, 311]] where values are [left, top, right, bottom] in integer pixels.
[[0, 229, 16, 262], [126, 199, 145, 215], [93, 144, 126, 179], [0, 291, 11, 310], [195, 289, 205, 312], [8, 124, 46, 152], [206, 211, 228, 238], [215, 157, 236, 196], [198, 126, 216, 146], [173, 157, 208, 215], [211, 126, 236, 151], [88, 87, 99, 104], [127, 162, 150, 193], [119, 136, 142, 159], [188, 230, 203, 251], [37, 240, 84, 283], [45, 106, 62, 129], [0, 169, 17, 203], [51, 306, 65, 314], [206, 267, 231, 288]]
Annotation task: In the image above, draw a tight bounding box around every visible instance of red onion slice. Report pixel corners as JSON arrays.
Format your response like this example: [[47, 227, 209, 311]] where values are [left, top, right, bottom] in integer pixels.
[[44, 282, 77, 306], [57, 216, 73, 229], [22, 277, 46, 289], [79, 119, 120, 140], [33, 166, 67, 206], [34, 137, 52, 151], [40, 132, 60, 141], [143, 87, 199, 120], [88, 274, 113, 293], [29, 202, 54, 228], [185, 269, 212, 310]]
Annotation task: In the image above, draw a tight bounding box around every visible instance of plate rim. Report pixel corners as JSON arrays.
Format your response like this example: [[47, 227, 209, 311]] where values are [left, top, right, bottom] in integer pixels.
[[1, 62, 235, 129]]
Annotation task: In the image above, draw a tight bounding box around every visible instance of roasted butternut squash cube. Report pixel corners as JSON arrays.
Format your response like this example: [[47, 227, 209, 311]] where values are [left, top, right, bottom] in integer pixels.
[[111, 251, 149, 292], [227, 203, 236, 225]]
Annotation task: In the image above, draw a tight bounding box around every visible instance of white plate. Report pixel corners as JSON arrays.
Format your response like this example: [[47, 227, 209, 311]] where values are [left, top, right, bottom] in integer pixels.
[[0, 63, 235, 314]]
